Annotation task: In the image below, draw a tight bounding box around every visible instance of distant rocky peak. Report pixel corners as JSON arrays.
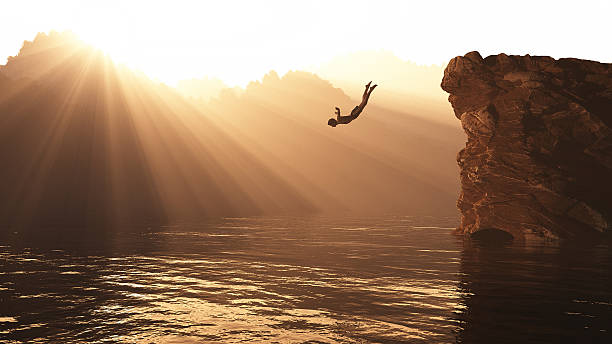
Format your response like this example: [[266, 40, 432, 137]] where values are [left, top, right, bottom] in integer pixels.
[[12, 31, 82, 58], [1, 31, 90, 80]]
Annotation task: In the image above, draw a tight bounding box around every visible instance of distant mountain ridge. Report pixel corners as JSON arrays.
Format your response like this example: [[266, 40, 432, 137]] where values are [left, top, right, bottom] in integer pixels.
[[0, 32, 313, 228], [201, 69, 464, 215], [0, 32, 464, 228]]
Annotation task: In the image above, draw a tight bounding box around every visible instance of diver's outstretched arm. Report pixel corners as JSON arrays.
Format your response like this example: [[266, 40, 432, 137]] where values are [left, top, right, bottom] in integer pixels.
[[335, 107, 341, 119]]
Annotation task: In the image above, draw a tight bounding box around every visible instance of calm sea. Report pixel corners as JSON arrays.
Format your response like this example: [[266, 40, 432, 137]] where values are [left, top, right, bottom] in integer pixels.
[[1, 216, 611, 343]]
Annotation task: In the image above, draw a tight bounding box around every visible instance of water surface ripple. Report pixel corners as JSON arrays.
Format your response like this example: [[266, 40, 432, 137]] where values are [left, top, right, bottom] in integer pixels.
[[1, 216, 611, 343]]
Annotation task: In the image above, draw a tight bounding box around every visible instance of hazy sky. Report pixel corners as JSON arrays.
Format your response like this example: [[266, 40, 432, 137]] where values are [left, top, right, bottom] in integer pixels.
[[1, 0, 610, 86]]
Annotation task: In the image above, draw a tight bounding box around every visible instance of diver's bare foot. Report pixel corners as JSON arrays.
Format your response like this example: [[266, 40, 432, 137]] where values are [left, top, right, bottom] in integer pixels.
[[366, 81, 372, 88], [370, 84, 378, 91]]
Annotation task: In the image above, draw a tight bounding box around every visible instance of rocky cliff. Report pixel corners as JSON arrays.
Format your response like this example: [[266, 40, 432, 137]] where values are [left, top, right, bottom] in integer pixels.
[[441, 51, 612, 240]]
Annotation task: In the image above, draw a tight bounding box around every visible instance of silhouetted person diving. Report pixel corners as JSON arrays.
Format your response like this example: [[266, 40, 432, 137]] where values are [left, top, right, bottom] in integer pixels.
[[328, 81, 377, 127]]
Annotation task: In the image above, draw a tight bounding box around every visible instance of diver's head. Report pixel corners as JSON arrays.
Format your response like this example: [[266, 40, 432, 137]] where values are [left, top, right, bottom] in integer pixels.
[[328, 118, 338, 127]]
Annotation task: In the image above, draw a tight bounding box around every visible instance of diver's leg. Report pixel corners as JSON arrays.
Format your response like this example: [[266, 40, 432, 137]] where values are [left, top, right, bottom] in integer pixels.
[[360, 86, 372, 107], [362, 81, 371, 101], [361, 89, 368, 105], [361, 85, 378, 101], [356, 84, 375, 109]]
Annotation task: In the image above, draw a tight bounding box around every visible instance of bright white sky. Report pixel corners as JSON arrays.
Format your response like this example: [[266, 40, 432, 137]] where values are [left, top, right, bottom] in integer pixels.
[[0, 0, 610, 87]]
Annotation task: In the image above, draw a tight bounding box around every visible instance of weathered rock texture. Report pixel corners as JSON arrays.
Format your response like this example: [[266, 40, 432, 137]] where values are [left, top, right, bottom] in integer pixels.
[[442, 51, 612, 240]]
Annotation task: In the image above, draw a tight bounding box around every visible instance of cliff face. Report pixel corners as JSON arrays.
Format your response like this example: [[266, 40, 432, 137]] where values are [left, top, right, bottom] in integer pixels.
[[441, 51, 612, 240]]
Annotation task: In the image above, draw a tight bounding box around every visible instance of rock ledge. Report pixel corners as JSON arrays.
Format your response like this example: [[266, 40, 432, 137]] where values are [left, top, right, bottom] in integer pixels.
[[441, 51, 612, 240]]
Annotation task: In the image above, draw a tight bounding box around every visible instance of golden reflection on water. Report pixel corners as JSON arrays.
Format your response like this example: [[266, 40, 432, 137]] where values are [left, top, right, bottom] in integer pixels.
[[94, 254, 462, 343], [2, 216, 612, 343]]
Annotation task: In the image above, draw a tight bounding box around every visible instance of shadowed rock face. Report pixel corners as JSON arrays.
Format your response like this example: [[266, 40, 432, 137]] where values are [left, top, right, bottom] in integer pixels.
[[441, 51, 612, 240]]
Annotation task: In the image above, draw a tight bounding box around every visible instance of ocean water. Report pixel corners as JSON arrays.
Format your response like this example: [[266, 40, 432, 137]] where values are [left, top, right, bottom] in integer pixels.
[[0, 216, 611, 343]]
